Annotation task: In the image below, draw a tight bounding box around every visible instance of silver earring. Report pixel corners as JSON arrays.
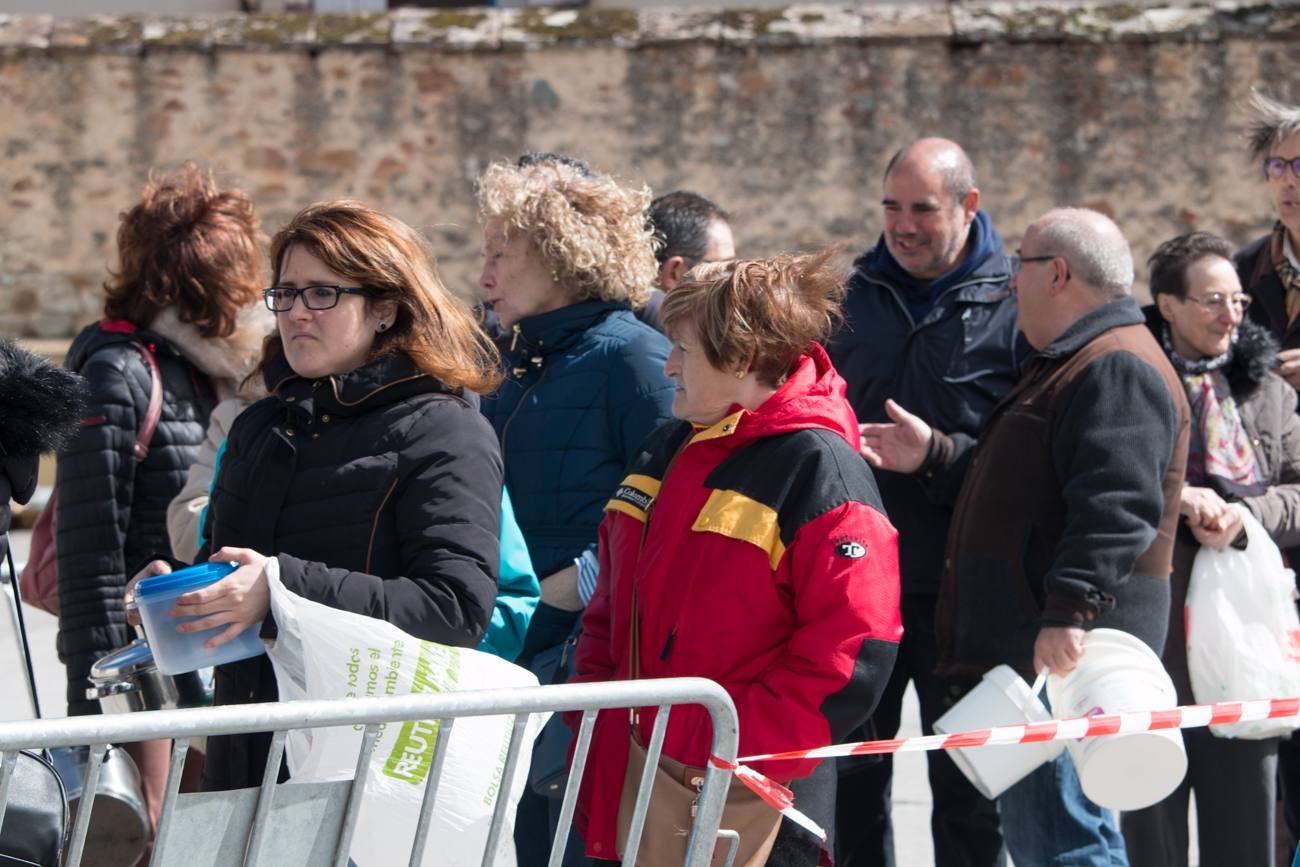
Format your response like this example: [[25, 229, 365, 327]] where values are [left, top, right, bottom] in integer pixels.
[[377, 322, 388, 333]]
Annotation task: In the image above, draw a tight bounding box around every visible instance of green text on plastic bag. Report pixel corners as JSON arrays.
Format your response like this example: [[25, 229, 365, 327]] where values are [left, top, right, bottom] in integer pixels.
[[382, 641, 461, 785]]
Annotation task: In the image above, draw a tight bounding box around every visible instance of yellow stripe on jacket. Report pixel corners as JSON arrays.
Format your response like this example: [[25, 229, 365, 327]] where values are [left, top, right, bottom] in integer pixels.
[[691, 488, 786, 570]]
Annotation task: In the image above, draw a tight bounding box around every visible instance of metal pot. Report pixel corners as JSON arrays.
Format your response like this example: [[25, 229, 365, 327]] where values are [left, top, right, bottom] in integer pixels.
[[49, 745, 148, 867], [87, 638, 213, 714]]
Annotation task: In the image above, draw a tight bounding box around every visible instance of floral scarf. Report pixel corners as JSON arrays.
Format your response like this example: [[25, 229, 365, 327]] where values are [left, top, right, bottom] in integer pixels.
[[1162, 325, 1260, 488]]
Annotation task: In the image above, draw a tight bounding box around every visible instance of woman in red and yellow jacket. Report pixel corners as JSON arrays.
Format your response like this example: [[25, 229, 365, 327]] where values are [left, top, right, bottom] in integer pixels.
[[572, 251, 903, 866]]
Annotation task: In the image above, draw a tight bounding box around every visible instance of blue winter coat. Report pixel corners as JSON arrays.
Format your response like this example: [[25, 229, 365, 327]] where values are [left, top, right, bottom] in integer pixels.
[[828, 215, 1027, 595], [480, 300, 676, 579]]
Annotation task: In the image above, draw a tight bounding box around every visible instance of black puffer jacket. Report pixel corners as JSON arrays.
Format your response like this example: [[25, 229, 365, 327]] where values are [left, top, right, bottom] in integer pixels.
[[201, 350, 503, 791], [55, 321, 219, 716], [0, 339, 85, 568]]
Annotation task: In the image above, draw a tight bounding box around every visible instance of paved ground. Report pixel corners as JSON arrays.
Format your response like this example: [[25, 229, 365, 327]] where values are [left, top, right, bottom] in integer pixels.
[[1, 527, 1200, 866]]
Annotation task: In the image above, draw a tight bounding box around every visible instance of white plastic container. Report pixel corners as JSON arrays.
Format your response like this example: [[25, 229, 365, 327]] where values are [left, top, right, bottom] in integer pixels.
[[1047, 628, 1187, 811], [934, 664, 1064, 799], [136, 561, 267, 675]]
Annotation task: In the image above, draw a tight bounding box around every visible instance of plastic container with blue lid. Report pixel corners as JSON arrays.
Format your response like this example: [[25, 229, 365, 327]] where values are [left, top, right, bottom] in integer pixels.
[[136, 561, 267, 675]]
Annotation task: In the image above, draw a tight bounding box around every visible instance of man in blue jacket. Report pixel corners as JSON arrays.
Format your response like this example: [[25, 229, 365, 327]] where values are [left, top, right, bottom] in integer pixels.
[[829, 137, 1024, 867]]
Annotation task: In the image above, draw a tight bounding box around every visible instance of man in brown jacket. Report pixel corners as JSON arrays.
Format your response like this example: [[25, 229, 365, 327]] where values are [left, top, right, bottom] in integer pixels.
[[860, 208, 1190, 866]]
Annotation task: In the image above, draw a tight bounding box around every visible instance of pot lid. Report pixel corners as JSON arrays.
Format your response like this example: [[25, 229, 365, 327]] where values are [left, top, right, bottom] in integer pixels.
[[90, 638, 157, 682]]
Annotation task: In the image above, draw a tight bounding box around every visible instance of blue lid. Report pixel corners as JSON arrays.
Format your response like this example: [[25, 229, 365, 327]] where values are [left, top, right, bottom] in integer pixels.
[[136, 561, 239, 598]]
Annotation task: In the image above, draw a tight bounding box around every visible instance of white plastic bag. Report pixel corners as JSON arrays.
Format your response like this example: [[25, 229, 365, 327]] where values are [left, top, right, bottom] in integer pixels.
[[1187, 504, 1300, 739], [263, 558, 548, 866]]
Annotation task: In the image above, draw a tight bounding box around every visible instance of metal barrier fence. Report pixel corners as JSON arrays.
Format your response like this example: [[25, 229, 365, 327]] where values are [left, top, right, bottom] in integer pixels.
[[0, 678, 741, 867]]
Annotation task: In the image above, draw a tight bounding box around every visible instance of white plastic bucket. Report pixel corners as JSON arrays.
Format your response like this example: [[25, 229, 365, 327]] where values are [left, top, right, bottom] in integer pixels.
[[1047, 628, 1187, 811], [934, 664, 1064, 799]]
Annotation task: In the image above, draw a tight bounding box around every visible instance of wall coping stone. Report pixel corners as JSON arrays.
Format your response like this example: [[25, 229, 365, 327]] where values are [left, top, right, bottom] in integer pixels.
[[2, 0, 1299, 53]]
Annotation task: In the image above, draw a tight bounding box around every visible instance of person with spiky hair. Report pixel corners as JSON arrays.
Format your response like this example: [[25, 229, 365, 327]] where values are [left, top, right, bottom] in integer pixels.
[[1238, 91, 1300, 388], [1234, 90, 1300, 862]]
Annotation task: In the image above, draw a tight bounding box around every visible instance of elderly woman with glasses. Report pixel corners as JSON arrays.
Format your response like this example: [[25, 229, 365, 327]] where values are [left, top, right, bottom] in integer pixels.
[[1121, 231, 1300, 867], [128, 200, 505, 792]]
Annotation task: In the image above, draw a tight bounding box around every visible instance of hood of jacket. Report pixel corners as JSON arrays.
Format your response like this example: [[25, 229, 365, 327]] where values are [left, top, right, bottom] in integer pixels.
[[149, 306, 273, 399], [856, 209, 1010, 314], [1141, 303, 1278, 401], [695, 342, 859, 450], [67, 309, 272, 400]]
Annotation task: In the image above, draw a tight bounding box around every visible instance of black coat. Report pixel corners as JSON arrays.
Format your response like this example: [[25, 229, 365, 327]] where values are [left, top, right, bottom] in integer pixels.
[[201, 351, 503, 791], [1238, 232, 1300, 352], [828, 233, 1027, 595], [55, 322, 218, 716]]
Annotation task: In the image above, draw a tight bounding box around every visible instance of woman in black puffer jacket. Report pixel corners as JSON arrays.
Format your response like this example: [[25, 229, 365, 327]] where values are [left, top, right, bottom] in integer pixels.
[[54, 165, 269, 849], [55, 165, 268, 719], [131, 200, 505, 792]]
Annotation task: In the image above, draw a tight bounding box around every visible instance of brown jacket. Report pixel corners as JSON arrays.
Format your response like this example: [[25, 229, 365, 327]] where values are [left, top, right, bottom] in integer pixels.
[[933, 298, 1191, 679]]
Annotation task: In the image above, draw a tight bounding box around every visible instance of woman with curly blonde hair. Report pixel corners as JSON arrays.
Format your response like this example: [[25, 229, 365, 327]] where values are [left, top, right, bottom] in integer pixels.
[[477, 155, 675, 866]]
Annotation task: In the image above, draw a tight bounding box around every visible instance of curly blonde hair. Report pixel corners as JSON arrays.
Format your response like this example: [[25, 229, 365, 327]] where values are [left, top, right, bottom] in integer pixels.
[[476, 160, 658, 308]]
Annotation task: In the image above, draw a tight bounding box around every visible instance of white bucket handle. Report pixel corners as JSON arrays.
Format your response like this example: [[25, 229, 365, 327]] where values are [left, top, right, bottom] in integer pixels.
[[1021, 667, 1049, 715]]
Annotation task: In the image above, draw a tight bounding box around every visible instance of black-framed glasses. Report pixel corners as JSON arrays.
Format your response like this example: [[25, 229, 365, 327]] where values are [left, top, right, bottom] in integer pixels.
[[263, 285, 374, 312], [1265, 156, 1300, 181], [1011, 253, 1057, 273], [1183, 291, 1252, 314]]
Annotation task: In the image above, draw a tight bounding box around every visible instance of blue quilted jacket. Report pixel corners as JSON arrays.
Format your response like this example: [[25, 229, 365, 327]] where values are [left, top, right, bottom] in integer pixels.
[[480, 300, 675, 579]]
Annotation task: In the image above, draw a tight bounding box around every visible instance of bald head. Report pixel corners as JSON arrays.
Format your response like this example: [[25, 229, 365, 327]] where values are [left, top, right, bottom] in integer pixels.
[[1029, 208, 1134, 298], [884, 137, 977, 204]]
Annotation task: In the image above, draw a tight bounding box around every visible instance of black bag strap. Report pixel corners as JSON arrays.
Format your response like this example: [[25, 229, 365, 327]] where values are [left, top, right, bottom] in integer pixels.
[[4, 546, 42, 719]]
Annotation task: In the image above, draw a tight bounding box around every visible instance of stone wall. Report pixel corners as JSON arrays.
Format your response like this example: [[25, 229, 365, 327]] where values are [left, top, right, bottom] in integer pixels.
[[3, 2, 1300, 337]]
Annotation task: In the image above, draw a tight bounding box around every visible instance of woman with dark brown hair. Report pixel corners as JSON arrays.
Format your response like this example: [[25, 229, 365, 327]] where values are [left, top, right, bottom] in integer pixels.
[[54, 163, 270, 848], [130, 199, 505, 792]]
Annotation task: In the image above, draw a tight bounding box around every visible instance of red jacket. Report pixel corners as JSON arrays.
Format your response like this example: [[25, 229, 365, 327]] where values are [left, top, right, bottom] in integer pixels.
[[571, 344, 902, 859]]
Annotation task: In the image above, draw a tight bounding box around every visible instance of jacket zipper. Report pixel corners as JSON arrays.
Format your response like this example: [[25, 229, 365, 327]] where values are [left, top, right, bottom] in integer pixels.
[[863, 273, 1009, 334], [499, 367, 548, 465], [498, 330, 549, 464]]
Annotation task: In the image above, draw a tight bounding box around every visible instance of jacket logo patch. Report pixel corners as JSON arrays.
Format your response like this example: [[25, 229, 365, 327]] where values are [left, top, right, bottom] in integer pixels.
[[834, 537, 868, 559], [613, 484, 653, 513]]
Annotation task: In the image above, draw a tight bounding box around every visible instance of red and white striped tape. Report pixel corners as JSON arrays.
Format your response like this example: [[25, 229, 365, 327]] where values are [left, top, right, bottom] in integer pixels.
[[711, 696, 1300, 841]]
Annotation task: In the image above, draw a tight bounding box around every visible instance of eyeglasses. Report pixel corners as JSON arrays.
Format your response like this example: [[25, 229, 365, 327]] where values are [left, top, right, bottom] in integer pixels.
[[1182, 291, 1252, 313], [1265, 156, 1300, 181], [263, 285, 374, 312], [1011, 253, 1057, 273]]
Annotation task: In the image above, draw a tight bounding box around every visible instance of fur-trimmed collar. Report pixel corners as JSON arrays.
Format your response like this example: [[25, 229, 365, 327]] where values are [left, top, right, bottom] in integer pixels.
[[0, 338, 87, 458], [1223, 317, 1279, 400], [149, 305, 273, 400]]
